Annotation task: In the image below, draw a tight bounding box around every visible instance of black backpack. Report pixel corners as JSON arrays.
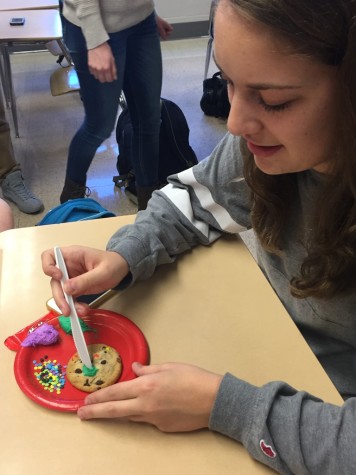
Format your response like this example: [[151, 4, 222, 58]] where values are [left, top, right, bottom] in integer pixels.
[[200, 71, 230, 119], [113, 98, 198, 188]]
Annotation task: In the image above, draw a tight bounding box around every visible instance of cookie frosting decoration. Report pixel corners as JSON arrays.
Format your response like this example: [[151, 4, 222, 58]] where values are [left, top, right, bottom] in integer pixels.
[[21, 323, 59, 347], [83, 364, 98, 376], [58, 315, 94, 334], [67, 344, 122, 393]]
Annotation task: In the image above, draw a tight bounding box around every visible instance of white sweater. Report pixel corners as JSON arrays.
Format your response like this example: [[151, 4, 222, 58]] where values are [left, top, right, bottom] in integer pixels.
[[63, 0, 155, 49]]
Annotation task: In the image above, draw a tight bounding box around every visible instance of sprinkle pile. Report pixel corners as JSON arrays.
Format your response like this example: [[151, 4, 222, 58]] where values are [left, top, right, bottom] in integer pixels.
[[33, 356, 66, 394]]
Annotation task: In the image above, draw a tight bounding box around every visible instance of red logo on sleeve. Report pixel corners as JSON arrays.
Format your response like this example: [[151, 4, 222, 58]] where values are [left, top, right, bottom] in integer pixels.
[[260, 439, 277, 458]]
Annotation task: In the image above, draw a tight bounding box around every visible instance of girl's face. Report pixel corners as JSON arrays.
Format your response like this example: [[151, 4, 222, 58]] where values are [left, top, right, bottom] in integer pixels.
[[214, 1, 340, 175]]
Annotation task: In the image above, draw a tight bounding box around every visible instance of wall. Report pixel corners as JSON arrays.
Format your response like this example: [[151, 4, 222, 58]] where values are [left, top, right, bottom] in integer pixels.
[[155, 0, 212, 24]]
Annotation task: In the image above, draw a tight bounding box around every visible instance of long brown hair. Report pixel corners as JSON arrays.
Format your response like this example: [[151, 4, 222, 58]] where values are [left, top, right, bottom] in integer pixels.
[[221, 0, 356, 298]]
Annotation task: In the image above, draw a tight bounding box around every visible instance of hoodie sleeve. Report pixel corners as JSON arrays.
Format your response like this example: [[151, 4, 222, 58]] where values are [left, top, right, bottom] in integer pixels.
[[106, 133, 251, 285], [210, 373, 356, 474]]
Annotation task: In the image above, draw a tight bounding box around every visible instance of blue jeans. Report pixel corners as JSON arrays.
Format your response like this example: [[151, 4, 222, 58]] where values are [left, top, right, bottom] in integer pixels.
[[62, 12, 162, 187]]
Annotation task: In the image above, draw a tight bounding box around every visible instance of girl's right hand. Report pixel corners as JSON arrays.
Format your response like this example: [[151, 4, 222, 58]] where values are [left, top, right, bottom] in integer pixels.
[[41, 245, 129, 316]]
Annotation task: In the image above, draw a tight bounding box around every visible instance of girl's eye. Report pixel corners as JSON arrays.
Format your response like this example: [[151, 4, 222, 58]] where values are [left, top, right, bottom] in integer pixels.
[[258, 97, 291, 112]]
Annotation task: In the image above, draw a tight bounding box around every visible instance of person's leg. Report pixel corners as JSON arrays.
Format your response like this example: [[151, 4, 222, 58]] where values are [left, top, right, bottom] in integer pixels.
[[0, 90, 19, 177], [0, 198, 14, 231], [123, 13, 163, 209], [0, 91, 43, 213], [60, 18, 126, 202]]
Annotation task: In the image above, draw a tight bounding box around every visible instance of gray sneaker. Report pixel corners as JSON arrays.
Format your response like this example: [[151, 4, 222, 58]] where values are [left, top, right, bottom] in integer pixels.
[[1, 170, 44, 214]]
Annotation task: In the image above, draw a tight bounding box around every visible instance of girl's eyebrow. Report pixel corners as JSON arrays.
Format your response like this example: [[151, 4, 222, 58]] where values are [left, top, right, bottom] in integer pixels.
[[247, 83, 301, 91], [213, 53, 301, 91]]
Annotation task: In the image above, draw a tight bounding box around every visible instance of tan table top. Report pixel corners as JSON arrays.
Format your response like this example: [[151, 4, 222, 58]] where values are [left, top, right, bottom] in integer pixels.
[[0, 9, 61, 41], [0, 0, 58, 11], [0, 216, 343, 475]]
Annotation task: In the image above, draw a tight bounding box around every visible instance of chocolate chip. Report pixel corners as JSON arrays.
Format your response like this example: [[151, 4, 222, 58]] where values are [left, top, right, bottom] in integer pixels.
[[95, 380, 104, 386], [100, 360, 107, 365], [75, 368, 83, 374], [84, 379, 90, 386]]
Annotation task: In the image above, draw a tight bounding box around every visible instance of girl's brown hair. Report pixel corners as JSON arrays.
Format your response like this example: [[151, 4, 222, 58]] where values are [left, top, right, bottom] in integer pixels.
[[222, 0, 356, 298]]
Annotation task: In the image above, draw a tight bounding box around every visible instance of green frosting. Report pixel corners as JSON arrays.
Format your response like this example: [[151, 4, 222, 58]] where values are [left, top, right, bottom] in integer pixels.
[[58, 316, 98, 376], [83, 364, 98, 376], [58, 315, 94, 334]]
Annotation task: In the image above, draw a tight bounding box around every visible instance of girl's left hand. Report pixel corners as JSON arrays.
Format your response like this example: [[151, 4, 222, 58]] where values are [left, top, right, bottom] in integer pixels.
[[77, 362, 223, 432], [88, 42, 117, 82], [156, 15, 173, 40]]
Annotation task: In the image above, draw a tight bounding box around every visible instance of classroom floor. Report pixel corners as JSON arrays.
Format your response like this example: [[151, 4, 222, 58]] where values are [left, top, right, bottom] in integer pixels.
[[2, 37, 228, 229]]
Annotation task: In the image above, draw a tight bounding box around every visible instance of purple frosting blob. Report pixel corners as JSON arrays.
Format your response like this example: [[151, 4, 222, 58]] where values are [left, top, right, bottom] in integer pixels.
[[21, 323, 59, 347]]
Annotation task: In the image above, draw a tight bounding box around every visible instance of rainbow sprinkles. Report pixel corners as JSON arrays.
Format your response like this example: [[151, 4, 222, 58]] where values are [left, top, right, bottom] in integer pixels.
[[33, 356, 66, 394]]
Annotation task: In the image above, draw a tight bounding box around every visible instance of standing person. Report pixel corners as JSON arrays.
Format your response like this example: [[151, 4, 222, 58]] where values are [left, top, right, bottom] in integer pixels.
[[60, 0, 172, 210], [0, 92, 43, 214], [42, 0, 356, 472]]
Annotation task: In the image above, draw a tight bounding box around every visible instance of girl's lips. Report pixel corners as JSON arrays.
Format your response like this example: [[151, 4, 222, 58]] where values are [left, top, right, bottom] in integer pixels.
[[247, 141, 283, 157]]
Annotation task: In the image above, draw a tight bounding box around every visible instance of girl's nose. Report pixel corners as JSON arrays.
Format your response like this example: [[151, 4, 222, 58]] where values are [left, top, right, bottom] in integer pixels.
[[227, 94, 262, 137]]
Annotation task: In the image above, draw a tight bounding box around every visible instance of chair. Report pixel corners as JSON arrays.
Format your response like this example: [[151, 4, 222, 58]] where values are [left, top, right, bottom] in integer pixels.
[[204, 0, 217, 80], [49, 64, 80, 96], [46, 39, 80, 96]]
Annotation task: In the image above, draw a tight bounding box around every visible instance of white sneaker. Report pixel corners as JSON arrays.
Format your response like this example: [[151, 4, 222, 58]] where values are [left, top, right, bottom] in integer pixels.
[[1, 170, 44, 214]]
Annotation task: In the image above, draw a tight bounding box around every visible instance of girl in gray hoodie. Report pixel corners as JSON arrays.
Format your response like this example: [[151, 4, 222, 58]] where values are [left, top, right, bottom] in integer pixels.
[[43, 0, 356, 473]]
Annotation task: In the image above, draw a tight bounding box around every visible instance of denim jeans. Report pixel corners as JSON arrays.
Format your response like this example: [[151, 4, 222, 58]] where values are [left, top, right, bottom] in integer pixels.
[[62, 12, 162, 187]]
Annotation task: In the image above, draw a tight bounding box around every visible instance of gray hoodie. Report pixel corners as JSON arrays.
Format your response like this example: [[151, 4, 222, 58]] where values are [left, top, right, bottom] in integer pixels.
[[107, 133, 356, 474]]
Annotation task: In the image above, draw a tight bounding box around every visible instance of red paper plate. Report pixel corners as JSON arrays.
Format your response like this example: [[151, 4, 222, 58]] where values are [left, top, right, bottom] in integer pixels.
[[14, 309, 149, 412]]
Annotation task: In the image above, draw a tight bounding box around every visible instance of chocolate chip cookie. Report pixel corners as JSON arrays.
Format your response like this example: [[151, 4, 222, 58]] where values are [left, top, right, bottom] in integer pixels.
[[67, 344, 122, 393]]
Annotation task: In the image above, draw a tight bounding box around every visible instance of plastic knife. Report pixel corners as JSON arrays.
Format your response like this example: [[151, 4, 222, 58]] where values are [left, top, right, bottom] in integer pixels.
[[53, 246, 93, 369]]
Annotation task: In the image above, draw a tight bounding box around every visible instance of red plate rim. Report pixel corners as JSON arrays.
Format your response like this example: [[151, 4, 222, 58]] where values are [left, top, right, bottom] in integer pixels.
[[14, 309, 150, 412]]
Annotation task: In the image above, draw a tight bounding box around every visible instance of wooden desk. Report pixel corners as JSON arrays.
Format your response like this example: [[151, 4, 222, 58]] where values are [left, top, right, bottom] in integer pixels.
[[0, 8, 62, 136], [0, 0, 59, 11], [0, 217, 343, 475]]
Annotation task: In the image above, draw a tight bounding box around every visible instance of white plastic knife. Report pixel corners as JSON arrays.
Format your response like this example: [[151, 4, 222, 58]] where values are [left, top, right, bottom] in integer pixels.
[[53, 246, 93, 369]]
